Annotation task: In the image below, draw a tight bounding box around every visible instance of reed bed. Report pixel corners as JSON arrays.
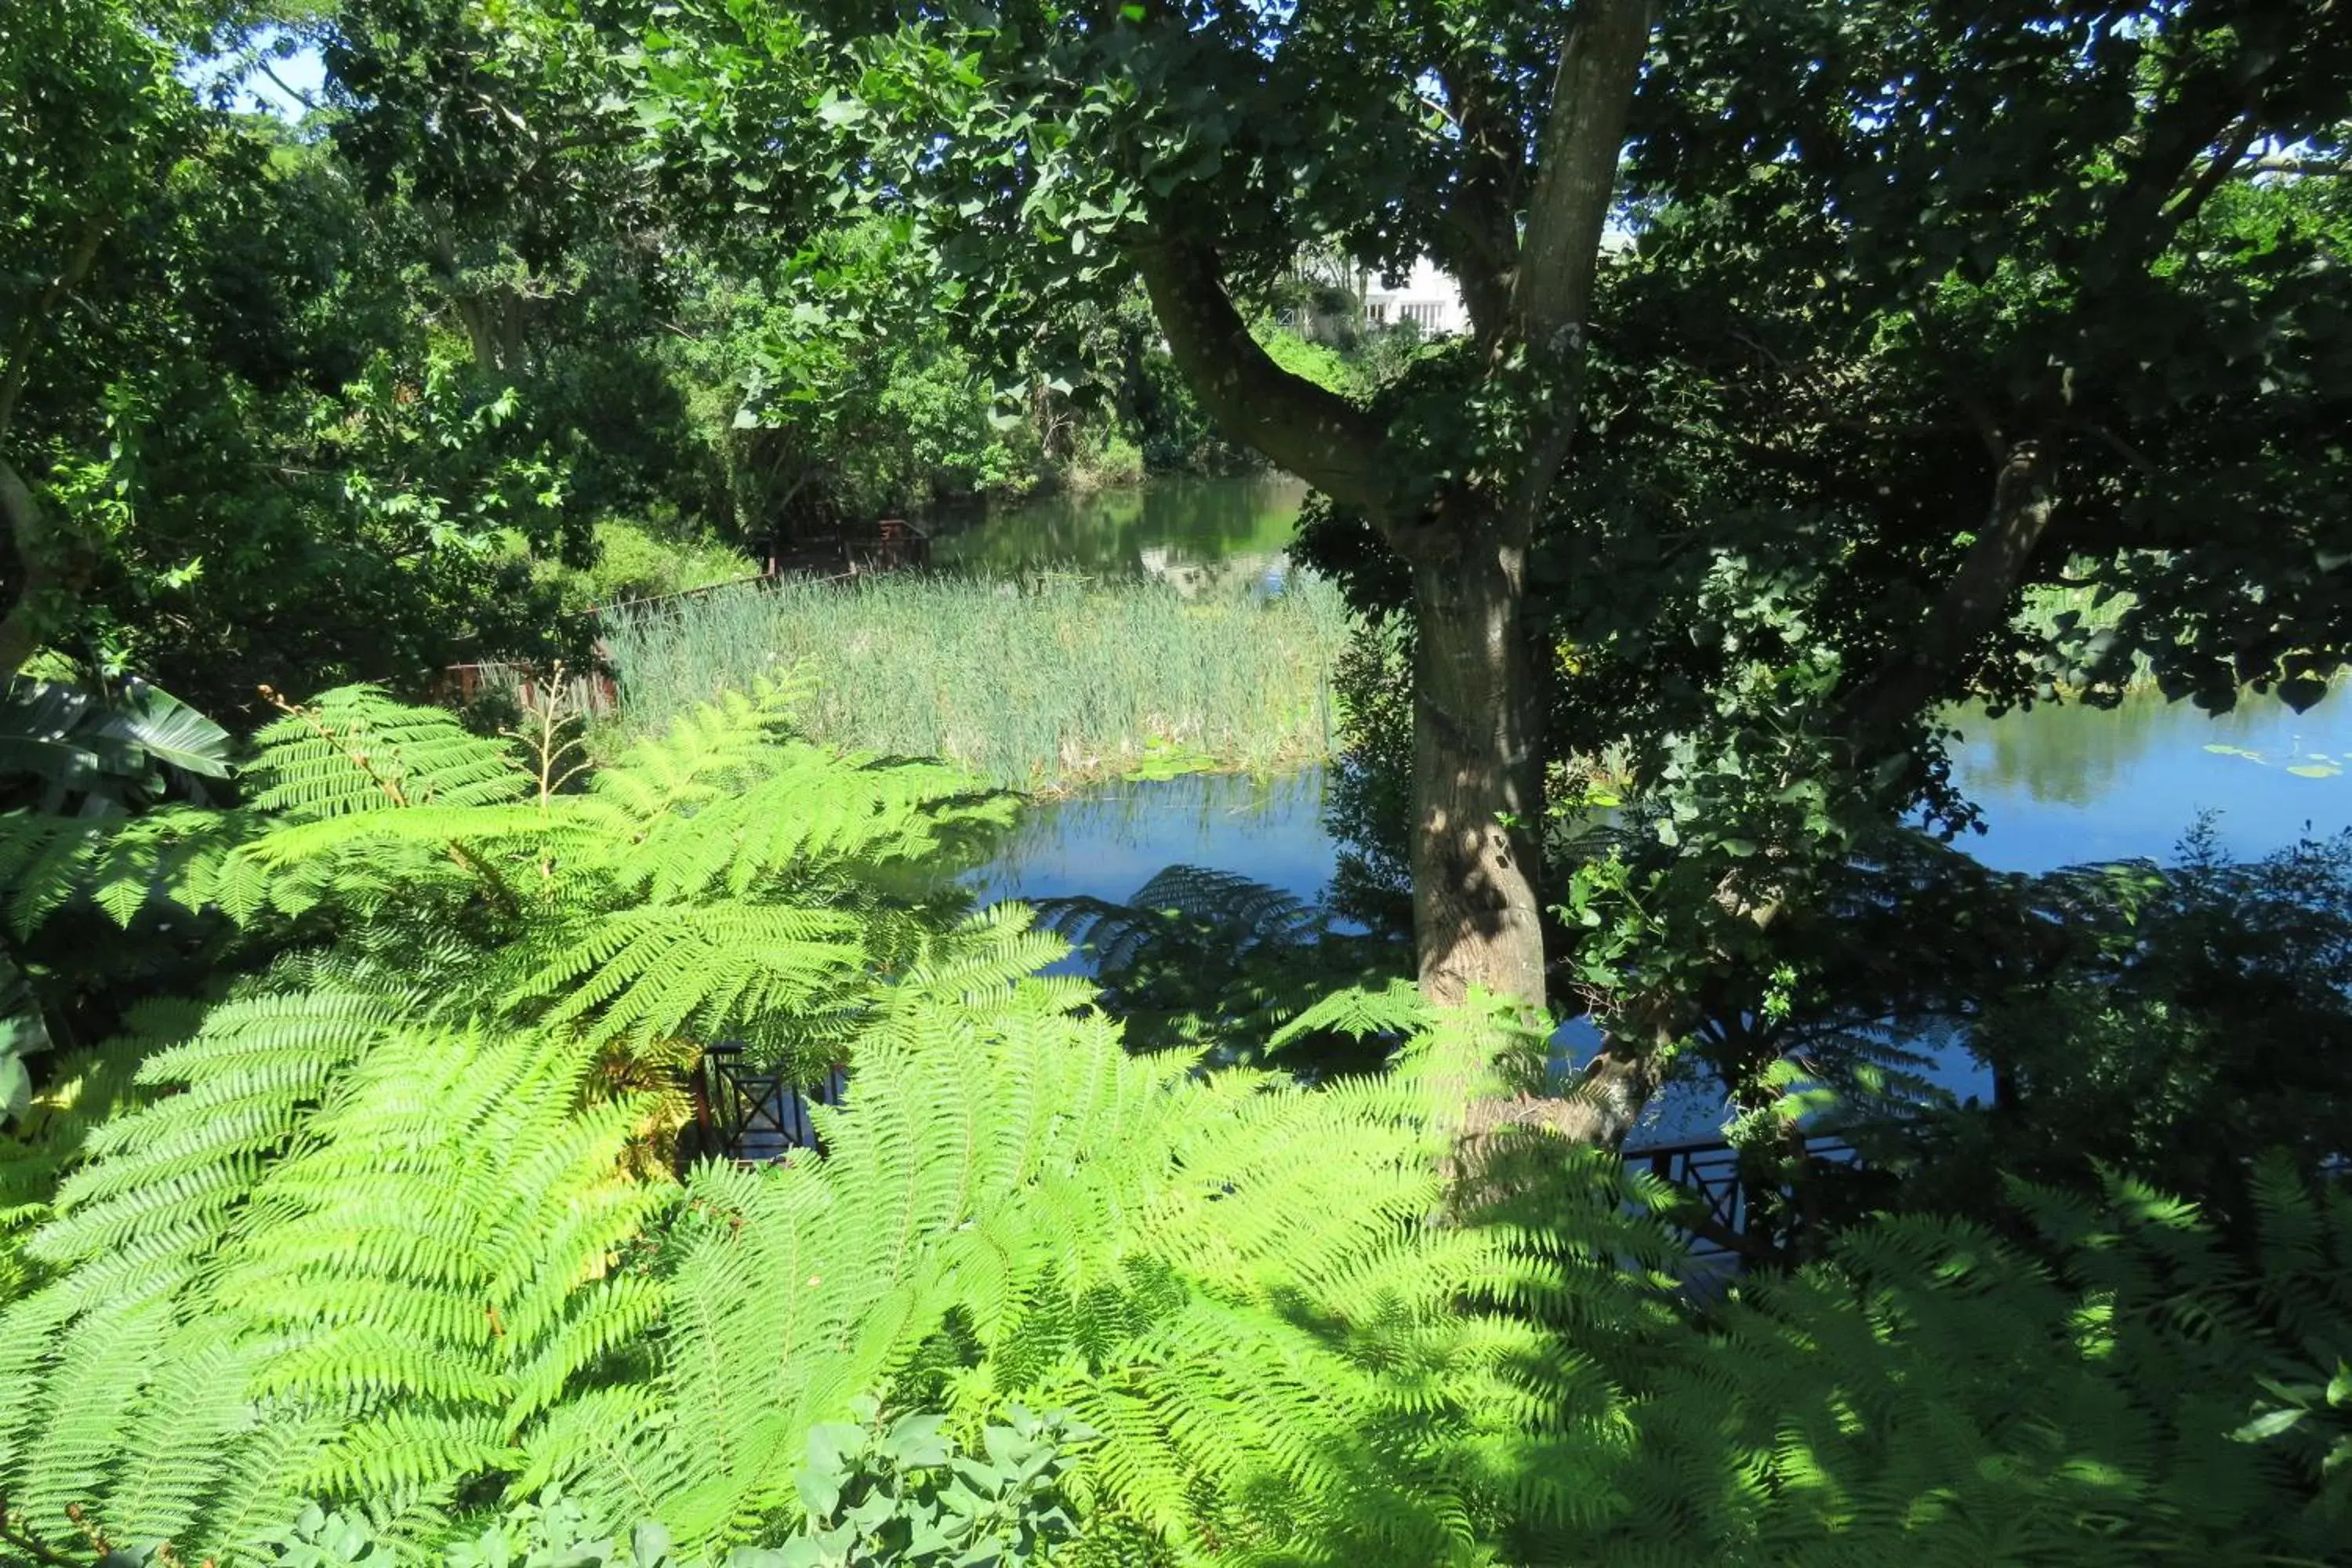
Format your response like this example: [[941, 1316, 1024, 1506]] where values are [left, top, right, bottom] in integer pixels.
[[601, 570, 1353, 791]]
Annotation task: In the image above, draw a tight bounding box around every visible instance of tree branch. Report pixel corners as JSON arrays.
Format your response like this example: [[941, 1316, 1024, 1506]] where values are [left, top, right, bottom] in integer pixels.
[[2162, 111, 2262, 233], [1846, 440, 2058, 737], [1511, 0, 1651, 343], [1504, 0, 1653, 530], [2245, 153, 2348, 177], [2107, 19, 2296, 263], [253, 55, 320, 113], [1130, 234, 1403, 518], [1429, 58, 1520, 345]]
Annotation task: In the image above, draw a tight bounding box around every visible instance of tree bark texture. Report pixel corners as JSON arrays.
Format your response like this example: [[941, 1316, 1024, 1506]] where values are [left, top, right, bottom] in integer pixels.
[[1407, 535, 1547, 1007], [1848, 439, 2058, 737], [1131, 0, 1653, 1032]]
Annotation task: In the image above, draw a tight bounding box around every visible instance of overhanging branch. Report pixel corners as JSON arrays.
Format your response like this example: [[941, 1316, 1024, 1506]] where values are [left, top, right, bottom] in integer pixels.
[[1845, 440, 2057, 737], [1131, 235, 1403, 518]]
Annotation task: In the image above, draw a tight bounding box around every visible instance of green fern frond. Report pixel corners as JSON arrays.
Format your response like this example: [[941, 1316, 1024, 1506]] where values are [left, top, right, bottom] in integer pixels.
[[1267, 979, 1431, 1050], [510, 906, 866, 1055], [248, 687, 528, 820]]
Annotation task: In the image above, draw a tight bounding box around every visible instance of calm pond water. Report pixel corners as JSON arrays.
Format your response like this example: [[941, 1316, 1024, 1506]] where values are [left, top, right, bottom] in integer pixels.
[[959, 477, 2352, 1140], [978, 691, 2352, 906], [931, 472, 1307, 586], [956, 474, 2352, 899]]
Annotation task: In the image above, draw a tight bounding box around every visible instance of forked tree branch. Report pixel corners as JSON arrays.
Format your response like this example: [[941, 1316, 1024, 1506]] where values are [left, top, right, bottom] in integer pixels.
[[1131, 234, 1404, 519]]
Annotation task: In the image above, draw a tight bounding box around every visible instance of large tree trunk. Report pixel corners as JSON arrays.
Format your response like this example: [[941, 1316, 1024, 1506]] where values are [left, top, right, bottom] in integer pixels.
[[1130, 2, 1653, 1036], [1407, 532, 1548, 1007]]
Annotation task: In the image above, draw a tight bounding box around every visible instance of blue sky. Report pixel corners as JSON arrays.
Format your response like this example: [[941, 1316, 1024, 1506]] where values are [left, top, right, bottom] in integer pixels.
[[180, 33, 327, 120]]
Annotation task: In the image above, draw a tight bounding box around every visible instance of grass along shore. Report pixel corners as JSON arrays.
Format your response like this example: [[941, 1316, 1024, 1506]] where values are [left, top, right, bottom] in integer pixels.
[[600, 571, 1352, 791]]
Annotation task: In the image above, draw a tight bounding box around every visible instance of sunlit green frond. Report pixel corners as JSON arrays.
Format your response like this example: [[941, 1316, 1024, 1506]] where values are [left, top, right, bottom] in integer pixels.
[[248, 686, 530, 820]]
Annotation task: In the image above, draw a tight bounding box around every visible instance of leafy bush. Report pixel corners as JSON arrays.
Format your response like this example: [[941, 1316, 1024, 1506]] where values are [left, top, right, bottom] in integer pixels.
[[1584, 1163, 2352, 1564], [1857, 825, 2352, 1236], [537, 519, 760, 614], [780, 1399, 1087, 1566], [130, 1407, 1089, 1568]]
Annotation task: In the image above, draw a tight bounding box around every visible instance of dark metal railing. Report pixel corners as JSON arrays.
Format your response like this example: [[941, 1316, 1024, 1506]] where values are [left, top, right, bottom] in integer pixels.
[[1624, 1133, 1857, 1265], [688, 1043, 849, 1167]]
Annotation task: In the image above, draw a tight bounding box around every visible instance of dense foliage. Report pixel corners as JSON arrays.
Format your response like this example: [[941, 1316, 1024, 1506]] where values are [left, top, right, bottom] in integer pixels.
[[0, 0, 1250, 719], [0, 691, 2345, 1566], [5, 2, 2350, 1565]]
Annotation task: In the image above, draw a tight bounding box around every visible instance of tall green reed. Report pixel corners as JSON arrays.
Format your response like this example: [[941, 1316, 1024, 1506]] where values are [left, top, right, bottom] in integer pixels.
[[600, 572, 1352, 791]]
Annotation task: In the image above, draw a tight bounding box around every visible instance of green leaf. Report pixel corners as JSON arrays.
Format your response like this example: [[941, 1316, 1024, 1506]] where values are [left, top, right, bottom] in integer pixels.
[[0, 1049, 30, 1121], [887, 1412, 952, 1468], [2279, 677, 2330, 713], [2233, 1408, 2307, 1442]]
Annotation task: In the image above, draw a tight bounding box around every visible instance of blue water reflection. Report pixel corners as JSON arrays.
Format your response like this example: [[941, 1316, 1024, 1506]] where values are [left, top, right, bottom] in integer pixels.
[[972, 688, 2352, 1142]]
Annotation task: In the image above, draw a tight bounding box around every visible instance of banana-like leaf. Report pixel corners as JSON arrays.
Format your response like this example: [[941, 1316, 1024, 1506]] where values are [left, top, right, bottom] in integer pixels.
[[0, 677, 232, 813], [93, 679, 233, 779]]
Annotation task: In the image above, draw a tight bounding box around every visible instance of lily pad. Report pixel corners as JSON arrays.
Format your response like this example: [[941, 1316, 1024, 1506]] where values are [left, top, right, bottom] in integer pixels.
[[2203, 743, 2261, 759], [2286, 763, 2341, 779]]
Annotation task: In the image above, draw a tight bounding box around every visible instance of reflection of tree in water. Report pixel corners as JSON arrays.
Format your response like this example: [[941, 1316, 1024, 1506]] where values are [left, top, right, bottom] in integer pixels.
[[934, 474, 1307, 574], [1955, 692, 2321, 808]]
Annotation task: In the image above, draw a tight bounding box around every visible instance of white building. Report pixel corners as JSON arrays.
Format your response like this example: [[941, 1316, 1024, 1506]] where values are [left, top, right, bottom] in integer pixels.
[[1362, 258, 1468, 337]]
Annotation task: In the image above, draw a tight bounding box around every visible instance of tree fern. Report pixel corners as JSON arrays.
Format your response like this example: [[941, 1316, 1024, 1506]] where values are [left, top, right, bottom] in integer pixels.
[[0, 683, 1030, 1559], [0, 681, 1014, 1078], [245, 687, 528, 821], [527, 975, 1661, 1567], [1567, 1160, 2352, 1565], [0, 994, 672, 1555], [3, 679, 2341, 1568]]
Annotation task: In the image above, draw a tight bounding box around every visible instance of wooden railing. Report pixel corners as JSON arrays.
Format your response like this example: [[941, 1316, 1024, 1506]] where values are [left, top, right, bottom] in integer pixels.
[[441, 661, 621, 718]]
